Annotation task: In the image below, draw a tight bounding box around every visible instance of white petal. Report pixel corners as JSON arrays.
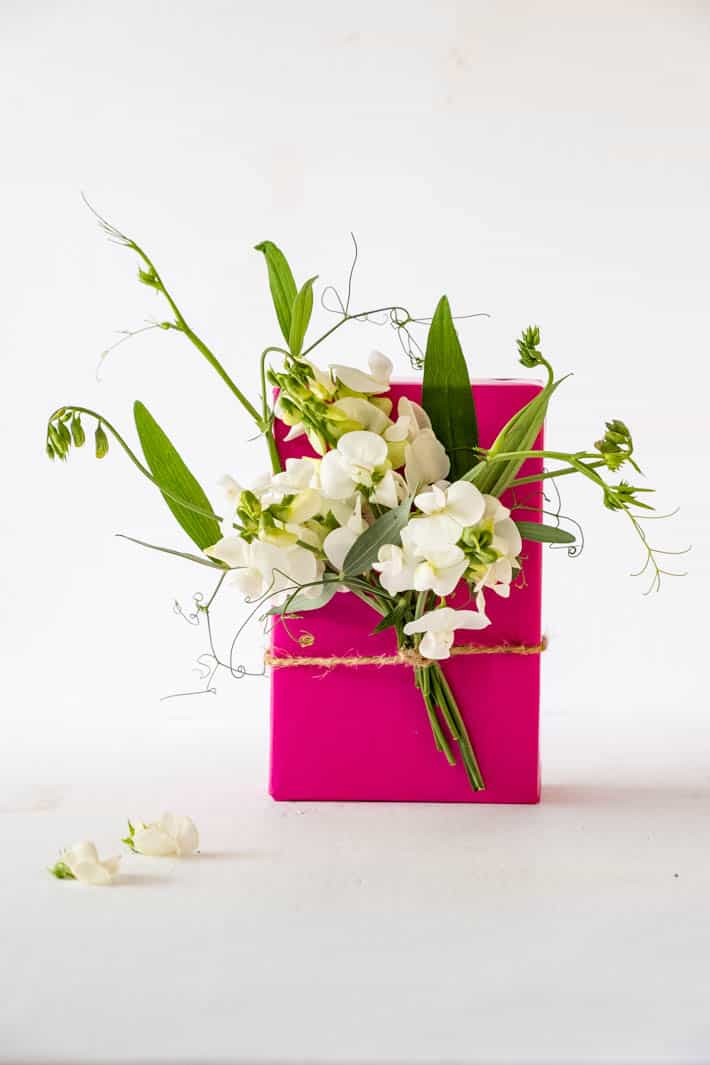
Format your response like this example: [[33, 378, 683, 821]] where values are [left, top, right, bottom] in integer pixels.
[[397, 396, 431, 436], [64, 841, 98, 866], [493, 518, 522, 558], [100, 856, 122, 878], [320, 450, 356, 500], [331, 364, 390, 395], [204, 536, 249, 568], [404, 431, 450, 489], [404, 607, 458, 635], [282, 489, 323, 524], [448, 609, 491, 631], [229, 566, 268, 599], [405, 512, 463, 549], [338, 431, 388, 471], [414, 484, 447, 515], [332, 397, 391, 434], [482, 494, 510, 525], [420, 630, 454, 660], [132, 826, 178, 856], [445, 482, 486, 527], [160, 813, 199, 855], [368, 349, 393, 383], [373, 471, 399, 508], [323, 526, 358, 571], [383, 415, 409, 443], [72, 861, 113, 886]]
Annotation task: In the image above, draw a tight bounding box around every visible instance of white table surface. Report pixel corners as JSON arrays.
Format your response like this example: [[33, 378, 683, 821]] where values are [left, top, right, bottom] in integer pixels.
[[3, 700, 709, 1065]]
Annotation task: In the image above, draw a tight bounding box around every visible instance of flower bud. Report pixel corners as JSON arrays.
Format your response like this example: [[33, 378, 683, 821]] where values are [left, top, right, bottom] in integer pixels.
[[95, 424, 109, 459], [70, 415, 85, 448]]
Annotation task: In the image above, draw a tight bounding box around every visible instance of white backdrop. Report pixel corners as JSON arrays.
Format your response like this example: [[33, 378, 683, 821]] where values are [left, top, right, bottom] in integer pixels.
[[1, 0, 707, 729]]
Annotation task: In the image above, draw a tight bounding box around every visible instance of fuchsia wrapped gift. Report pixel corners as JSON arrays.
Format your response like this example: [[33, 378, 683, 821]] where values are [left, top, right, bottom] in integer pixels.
[[270, 380, 544, 804]]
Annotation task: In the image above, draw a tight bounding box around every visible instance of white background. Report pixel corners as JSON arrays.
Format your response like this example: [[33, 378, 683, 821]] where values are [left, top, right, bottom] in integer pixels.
[[1, 3, 709, 1063]]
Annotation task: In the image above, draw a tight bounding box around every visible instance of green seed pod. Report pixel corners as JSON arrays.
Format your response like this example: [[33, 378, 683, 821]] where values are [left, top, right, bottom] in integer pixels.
[[70, 415, 86, 447], [46, 439, 56, 461], [95, 424, 109, 459]]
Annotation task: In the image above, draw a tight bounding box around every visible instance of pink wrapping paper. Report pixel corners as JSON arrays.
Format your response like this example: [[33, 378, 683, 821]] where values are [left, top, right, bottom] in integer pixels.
[[270, 380, 544, 803]]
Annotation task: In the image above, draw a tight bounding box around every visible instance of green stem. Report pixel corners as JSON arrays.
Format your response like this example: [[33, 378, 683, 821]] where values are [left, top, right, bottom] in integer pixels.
[[509, 459, 607, 488], [48, 406, 225, 526], [299, 305, 410, 359], [260, 346, 289, 474]]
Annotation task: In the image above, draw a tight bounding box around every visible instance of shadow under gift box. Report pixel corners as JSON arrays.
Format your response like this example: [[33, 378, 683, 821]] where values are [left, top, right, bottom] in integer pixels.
[[270, 380, 544, 803]]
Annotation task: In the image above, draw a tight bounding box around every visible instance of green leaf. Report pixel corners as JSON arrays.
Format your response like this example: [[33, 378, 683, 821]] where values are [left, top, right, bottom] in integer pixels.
[[288, 275, 317, 357], [269, 579, 341, 616], [343, 497, 413, 577], [465, 377, 565, 497], [133, 402, 221, 551], [254, 241, 298, 344], [116, 534, 227, 568], [422, 295, 478, 480], [371, 598, 409, 634], [515, 521, 576, 545]]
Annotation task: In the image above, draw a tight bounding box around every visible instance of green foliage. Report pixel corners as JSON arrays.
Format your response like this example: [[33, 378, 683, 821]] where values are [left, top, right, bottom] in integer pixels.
[[515, 521, 576, 545], [133, 401, 221, 550], [422, 295, 478, 480], [288, 276, 317, 357], [254, 240, 298, 344], [343, 496, 412, 577]]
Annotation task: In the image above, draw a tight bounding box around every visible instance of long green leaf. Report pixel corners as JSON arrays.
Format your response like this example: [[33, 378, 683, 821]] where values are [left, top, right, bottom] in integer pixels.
[[515, 521, 575, 545], [117, 534, 227, 567], [289, 275, 317, 357], [422, 295, 478, 480], [133, 401, 221, 550], [254, 241, 298, 344], [465, 377, 564, 497], [343, 497, 412, 577]]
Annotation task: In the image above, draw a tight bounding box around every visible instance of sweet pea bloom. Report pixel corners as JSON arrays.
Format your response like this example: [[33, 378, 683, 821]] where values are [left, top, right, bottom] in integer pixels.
[[126, 813, 199, 857], [409, 481, 486, 546], [54, 841, 121, 886], [320, 430, 399, 508], [403, 606, 490, 661], [205, 536, 320, 601]]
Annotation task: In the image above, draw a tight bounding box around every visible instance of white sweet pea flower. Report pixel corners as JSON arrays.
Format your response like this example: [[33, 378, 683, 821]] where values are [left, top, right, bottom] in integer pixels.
[[372, 542, 418, 595], [320, 430, 399, 508], [125, 813, 199, 857], [205, 536, 320, 602], [410, 543, 468, 597], [403, 606, 490, 661], [330, 350, 393, 395], [408, 481, 485, 547], [323, 496, 367, 572], [52, 841, 121, 886], [467, 495, 523, 605]]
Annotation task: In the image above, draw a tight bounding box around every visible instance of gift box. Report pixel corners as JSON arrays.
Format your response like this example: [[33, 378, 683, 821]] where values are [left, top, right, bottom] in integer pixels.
[[269, 380, 544, 803]]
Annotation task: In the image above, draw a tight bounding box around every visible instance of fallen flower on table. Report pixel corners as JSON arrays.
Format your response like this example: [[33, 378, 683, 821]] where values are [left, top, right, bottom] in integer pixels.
[[49, 841, 121, 885], [123, 813, 199, 856]]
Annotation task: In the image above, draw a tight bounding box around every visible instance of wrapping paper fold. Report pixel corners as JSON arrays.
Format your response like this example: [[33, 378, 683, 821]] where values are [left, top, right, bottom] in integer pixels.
[[270, 380, 544, 803]]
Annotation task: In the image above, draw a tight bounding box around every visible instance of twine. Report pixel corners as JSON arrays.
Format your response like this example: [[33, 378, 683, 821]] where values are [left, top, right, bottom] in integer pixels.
[[265, 635, 547, 671]]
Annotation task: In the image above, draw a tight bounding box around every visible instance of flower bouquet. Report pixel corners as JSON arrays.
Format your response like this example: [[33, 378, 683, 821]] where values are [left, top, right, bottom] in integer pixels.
[[46, 206, 681, 802]]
